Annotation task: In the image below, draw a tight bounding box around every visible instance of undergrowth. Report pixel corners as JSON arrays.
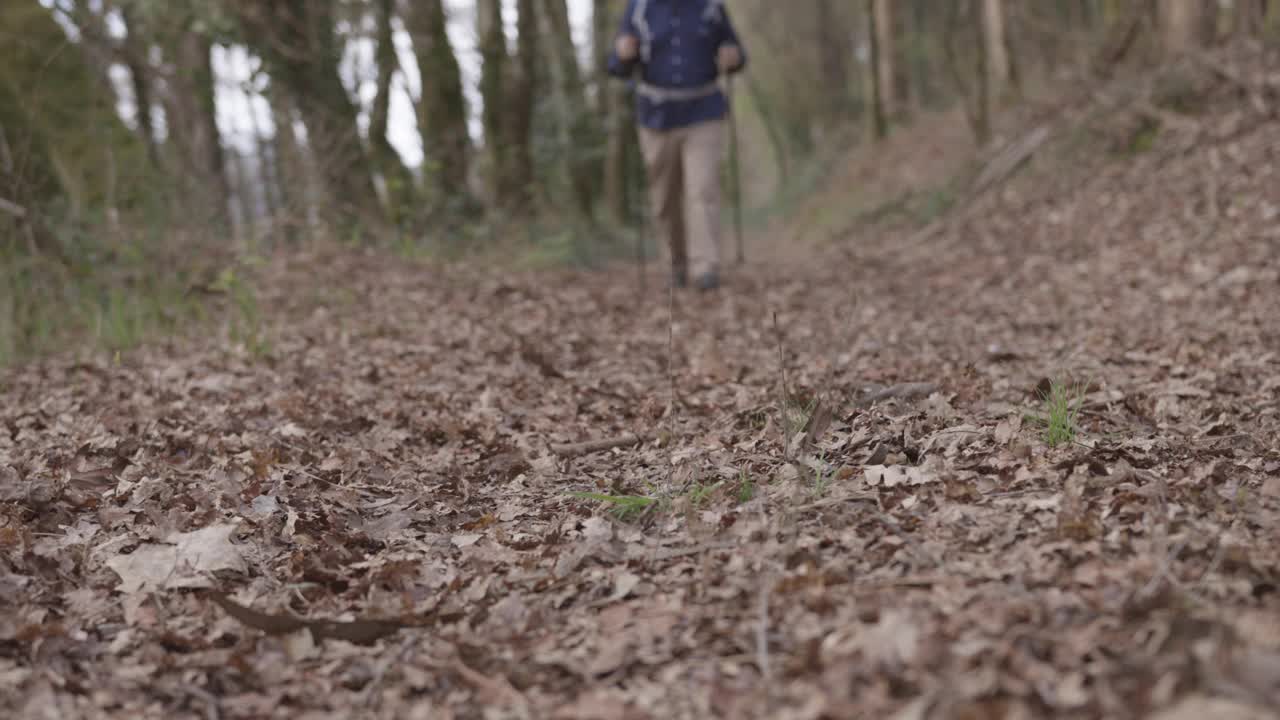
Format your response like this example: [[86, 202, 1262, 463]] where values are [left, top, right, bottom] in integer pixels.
[[571, 492, 659, 521], [1029, 379, 1086, 448], [572, 469, 760, 521], [0, 227, 267, 366]]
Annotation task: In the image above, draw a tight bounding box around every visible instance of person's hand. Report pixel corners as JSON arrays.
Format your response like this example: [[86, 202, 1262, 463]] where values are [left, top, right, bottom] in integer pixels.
[[616, 34, 640, 61], [717, 44, 742, 73]]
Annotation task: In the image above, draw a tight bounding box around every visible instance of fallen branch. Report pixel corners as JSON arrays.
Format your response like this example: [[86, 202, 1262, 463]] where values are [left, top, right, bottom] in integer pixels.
[[209, 592, 412, 645], [0, 196, 27, 219], [854, 382, 939, 407], [549, 433, 647, 458], [650, 540, 738, 561], [970, 124, 1052, 196], [1193, 52, 1272, 94], [756, 569, 773, 690]]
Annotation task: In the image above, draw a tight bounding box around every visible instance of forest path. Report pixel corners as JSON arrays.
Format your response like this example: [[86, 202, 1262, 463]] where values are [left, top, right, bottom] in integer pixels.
[[6, 74, 1280, 719]]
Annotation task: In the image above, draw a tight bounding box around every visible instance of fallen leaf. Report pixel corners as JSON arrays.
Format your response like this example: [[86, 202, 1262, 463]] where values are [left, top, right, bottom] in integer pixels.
[[281, 627, 318, 661], [553, 691, 634, 720], [107, 524, 246, 593], [994, 414, 1022, 445], [863, 465, 934, 488]]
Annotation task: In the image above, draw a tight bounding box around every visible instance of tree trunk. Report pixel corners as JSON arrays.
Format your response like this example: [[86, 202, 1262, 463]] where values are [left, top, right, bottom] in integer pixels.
[[872, 0, 896, 119], [867, 0, 889, 139], [503, 0, 537, 210], [369, 0, 415, 219], [1234, 0, 1266, 39], [538, 0, 597, 218], [816, 0, 851, 122], [0, 0, 148, 222], [403, 0, 471, 208], [234, 0, 384, 234], [1200, 0, 1220, 46], [267, 88, 309, 240], [981, 0, 1010, 93], [1158, 0, 1202, 55], [155, 13, 231, 229], [1092, 0, 1154, 77], [906, 0, 941, 110], [973, 0, 991, 146], [245, 91, 276, 226], [171, 30, 231, 227], [478, 0, 507, 207], [944, 0, 990, 146], [119, 7, 162, 171]]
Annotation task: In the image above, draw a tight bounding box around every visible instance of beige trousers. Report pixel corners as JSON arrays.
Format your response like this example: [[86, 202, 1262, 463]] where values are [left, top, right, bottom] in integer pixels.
[[638, 119, 725, 280]]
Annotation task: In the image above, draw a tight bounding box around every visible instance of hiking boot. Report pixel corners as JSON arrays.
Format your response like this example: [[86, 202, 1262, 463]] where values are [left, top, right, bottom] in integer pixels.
[[693, 271, 720, 292]]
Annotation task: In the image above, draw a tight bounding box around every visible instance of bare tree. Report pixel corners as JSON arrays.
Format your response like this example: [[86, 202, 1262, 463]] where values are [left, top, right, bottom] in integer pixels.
[[872, 0, 896, 120], [1233, 0, 1268, 39], [368, 0, 415, 219], [539, 0, 597, 218], [944, 0, 991, 146], [1158, 0, 1203, 55], [503, 0, 538, 210], [867, 0, 889, 139], [981, 0, 1010, 93], [232, 0, 384, 232], [118, 5, 162, 170], [404, 0, 471, 207], [816, 0, 853, 123], [157, 13, 231, 227]]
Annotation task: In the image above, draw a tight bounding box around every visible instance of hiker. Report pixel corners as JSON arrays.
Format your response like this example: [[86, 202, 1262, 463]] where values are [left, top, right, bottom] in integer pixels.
[[607, 0, 747, 292]]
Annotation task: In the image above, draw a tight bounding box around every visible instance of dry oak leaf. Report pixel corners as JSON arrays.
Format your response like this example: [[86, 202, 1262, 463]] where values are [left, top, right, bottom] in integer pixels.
[[107, 523, 246, 593]]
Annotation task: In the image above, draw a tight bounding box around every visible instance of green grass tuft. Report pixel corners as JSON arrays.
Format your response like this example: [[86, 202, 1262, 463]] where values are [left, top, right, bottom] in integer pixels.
[[1030, 379, 1086, 448], [686, 481, 723, 509], [736, 469, 755, 503], [811, 462, 833, 498], [571, 492, 658, 521]]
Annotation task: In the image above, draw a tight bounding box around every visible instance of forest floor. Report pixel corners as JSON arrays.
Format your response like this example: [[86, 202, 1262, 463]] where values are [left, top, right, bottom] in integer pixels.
[[4, 46, 1280, 720]]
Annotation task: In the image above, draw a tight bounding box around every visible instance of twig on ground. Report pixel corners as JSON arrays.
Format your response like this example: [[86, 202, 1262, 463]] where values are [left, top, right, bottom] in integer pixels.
[[549, 433, 648, 458], [364, 637, 417, 711], [666, 262, 677, 488], [795, 396, 832, 458], [970, 125, 1052, 196], [773, 312, 792, 459], [442, 651, 529, 710], [0, 196, 27, 219], [756, 569, 773, 690], [648, 541, 738, 562], [178, 683, 221, 720]]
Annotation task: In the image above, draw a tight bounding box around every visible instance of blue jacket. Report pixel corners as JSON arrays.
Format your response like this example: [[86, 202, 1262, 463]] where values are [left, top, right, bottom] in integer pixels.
[[606, 0, 747, 131]]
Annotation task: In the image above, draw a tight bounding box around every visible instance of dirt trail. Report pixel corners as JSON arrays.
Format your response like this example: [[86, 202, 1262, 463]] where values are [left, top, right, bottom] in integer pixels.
[[5, 49, 1280, 719]]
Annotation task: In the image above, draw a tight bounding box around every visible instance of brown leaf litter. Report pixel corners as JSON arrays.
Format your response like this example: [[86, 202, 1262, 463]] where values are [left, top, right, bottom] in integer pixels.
[[3, 44, 1280, 720]]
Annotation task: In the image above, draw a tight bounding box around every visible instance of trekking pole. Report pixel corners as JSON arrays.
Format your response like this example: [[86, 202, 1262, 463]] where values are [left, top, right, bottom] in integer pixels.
[[631, 118, 647, 292], [727, 74, 745, 266], [625, 75, 647, 292]]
